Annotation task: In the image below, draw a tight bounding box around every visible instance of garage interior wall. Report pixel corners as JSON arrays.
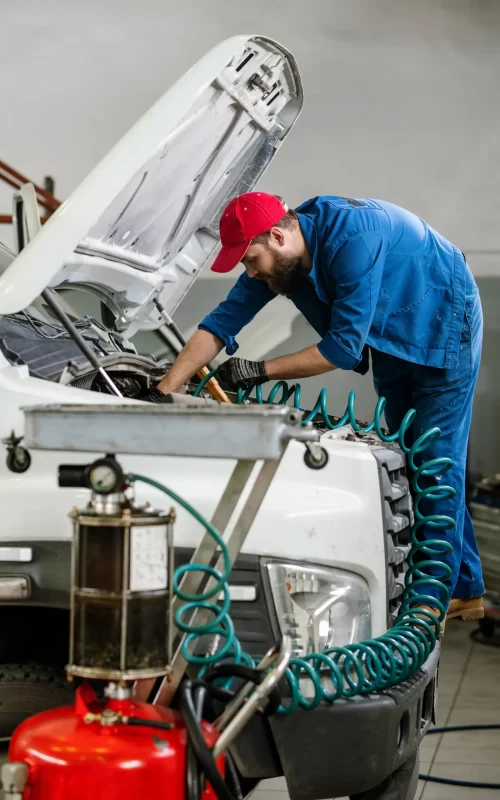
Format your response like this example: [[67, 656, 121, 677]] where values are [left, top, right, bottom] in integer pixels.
[[1, 0, 499, 476]]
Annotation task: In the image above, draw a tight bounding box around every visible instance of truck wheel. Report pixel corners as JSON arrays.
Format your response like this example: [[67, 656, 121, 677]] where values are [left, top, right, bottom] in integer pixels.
[[0, 663, 75, 738], [350, 749, 419, 800]]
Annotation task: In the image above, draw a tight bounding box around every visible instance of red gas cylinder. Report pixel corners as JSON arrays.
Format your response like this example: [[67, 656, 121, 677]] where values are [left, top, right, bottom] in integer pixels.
[[8, 684, 223, 800]]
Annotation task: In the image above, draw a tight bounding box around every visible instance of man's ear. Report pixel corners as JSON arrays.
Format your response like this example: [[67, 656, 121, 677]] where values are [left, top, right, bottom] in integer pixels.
[[269, 226, 286, 246]]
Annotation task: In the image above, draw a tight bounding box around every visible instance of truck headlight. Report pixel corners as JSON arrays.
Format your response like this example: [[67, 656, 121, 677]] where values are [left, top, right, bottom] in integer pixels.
[[265, 561, 371, 656]]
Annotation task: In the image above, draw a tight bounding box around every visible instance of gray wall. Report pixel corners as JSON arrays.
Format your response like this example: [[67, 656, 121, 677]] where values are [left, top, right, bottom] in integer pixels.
[[470, 279, 500, 477], [2, 0, 500, 270]]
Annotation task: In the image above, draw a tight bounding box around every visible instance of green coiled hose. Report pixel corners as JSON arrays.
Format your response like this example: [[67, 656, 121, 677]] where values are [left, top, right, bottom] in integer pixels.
[[131, 377, 454, 710]]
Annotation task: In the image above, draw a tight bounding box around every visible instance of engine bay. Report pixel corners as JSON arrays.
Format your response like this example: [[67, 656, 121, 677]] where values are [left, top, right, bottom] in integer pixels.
[[0, 305, 191, 399]]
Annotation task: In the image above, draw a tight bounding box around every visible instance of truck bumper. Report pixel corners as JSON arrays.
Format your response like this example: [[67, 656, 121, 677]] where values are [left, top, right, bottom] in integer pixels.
[[230, 643, 440, 800]]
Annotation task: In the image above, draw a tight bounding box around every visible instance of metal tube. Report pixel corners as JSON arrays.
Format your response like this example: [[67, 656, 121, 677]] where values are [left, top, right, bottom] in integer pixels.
[[170, 459, 256, 619], [68, 515, 79, 671], [214, 642, 283, 732], [41, 289, 123, 397], [0, 214, 50, 226], [153, 299, 187, 347], [0, 160, 61, 211], [120, 519, 131, 672], [212, 636, 292, 758], [167, 518, 175, 664]]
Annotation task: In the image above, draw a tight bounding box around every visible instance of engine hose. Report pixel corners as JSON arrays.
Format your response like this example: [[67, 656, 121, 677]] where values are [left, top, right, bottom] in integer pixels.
[[179, 666, 271, 800], [129, 380, 453, 709], [179, 680, 234, 800]]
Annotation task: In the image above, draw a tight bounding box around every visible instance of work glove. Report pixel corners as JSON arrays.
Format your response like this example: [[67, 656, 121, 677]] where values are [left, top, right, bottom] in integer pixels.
[[216, 357, 268, 392], [140, 387, 170, 403]]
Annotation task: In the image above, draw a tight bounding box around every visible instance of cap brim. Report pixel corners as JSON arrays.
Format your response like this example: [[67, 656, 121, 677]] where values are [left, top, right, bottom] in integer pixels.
[[210, 242, 249, 273]]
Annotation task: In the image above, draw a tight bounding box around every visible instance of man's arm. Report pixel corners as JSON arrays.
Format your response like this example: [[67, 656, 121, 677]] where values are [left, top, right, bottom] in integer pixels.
[[214, 344, 337, 394], [147, 272, 275, 399], [156, 329, 224, 394], [265, 345, 337, 380]]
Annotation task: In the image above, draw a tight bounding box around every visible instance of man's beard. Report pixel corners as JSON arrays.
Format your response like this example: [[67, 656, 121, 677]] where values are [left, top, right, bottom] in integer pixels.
[[267, 252, 303, 296]]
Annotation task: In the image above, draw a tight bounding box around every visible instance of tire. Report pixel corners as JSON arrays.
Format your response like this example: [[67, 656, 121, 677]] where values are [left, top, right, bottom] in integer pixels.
[[0, 663, 75, 738], [350, 749, 420, 800]]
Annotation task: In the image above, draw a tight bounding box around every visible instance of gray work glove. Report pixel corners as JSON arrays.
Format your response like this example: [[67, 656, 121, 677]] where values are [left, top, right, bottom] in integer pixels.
[[141, 387, 170, 403], [216, 357, 268, 392]]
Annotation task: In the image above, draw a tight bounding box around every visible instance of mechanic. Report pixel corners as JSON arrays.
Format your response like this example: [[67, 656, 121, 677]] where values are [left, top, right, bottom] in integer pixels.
[[146, 191, 485, 628]]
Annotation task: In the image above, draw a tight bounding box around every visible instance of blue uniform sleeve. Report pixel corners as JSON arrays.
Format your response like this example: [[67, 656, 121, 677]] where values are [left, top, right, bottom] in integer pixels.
[[198, 272, 276, 355], [317, 231, 388, 369]]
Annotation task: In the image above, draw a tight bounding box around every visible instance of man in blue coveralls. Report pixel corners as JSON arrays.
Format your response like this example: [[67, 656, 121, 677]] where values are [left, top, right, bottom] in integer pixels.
[[149, 192, 485, 630]]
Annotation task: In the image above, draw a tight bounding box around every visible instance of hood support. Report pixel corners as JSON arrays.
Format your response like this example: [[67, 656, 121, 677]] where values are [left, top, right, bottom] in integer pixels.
[[14, 183, 123, 398], [41, 289, 123, 398]]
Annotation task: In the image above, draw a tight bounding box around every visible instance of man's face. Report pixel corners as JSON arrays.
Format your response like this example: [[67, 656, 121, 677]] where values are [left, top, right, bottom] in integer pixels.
[[241, 229, 302, 296]]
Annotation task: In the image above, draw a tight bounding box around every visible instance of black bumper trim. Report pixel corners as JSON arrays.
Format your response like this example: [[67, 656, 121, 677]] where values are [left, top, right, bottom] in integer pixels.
[[230, 643, 440, 800]]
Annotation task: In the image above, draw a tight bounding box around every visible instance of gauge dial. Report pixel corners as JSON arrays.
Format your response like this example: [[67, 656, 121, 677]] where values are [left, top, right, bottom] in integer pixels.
[[88, 461, 121, 494]]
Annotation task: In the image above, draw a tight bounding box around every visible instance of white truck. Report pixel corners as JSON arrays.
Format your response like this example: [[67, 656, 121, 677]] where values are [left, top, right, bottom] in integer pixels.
[[0, 35, 438, 800]]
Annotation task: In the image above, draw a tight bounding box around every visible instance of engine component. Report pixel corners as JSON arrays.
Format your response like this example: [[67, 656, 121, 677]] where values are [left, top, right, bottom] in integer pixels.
[[41, 289, 123, 397]]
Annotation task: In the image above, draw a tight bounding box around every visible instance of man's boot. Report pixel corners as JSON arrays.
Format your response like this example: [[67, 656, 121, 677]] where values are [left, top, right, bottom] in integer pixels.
[[446, 596, 485, 623], [412, 596, 484, 638]]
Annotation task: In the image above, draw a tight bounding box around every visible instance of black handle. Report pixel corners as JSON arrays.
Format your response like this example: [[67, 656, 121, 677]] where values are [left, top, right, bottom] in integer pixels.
[[58, 464, 89, 488]]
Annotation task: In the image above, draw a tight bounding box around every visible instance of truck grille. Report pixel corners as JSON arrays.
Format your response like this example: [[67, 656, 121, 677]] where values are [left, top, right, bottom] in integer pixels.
[[373, 448, 413, 626]]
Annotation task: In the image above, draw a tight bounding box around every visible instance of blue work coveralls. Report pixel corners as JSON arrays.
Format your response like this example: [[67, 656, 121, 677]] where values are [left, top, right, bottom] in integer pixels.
[[200, 196, 484, 602]]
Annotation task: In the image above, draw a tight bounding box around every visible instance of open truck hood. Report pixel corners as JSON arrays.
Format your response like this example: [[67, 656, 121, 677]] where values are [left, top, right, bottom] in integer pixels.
[[0, 35, 302, 336]]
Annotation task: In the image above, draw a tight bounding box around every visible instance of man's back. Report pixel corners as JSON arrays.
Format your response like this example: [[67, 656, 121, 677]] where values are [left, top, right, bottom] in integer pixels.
[[296, 196, 470, 370]]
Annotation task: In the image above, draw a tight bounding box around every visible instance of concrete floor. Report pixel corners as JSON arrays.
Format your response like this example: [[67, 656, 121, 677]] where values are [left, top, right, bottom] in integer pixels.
[[1, 623, 499, 799]]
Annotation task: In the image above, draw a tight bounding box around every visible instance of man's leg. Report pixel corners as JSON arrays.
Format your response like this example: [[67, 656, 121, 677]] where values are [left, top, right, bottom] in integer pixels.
[[454, 506, 483, 599], [410, 292, 484, 606]]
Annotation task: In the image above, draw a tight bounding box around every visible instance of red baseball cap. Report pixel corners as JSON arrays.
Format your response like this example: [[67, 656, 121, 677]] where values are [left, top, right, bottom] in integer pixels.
[[211, 192, 288, 273]]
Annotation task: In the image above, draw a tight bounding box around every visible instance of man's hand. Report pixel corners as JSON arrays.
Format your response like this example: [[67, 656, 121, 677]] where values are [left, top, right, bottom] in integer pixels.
[[216, 357, 268, 391], [155, 330, 224, 395]]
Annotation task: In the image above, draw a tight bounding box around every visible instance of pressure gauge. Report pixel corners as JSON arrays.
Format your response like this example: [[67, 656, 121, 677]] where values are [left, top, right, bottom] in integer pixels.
[[87, 458, 124, 495]]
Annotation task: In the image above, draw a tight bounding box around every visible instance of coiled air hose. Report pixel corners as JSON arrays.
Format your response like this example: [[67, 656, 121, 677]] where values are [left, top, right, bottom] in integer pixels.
[[131, 375, 454, 711]]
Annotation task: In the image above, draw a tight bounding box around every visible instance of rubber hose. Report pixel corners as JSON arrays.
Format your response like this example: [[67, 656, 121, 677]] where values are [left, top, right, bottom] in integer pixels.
[[125, 718, 174, 731], [419, 724, 500, 789], [179, 680, 236, 800]]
